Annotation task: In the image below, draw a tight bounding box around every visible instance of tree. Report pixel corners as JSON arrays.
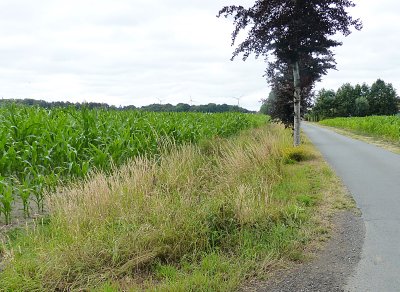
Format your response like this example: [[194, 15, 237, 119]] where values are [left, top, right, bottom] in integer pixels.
[[367, 79, 399, 115], [353, 83, 370, 117], [310, 80, 399, 119], [175, 103, 191, 112], [355, 96, 370, 117], [259, 100, 270, 115], [218, 0, 361, 145], [263, 54, 327, 127], [261, 62, 312, 126], [260, 90, 277, 116], [312, 89, 337, 119], [335, 83, 358, 117]]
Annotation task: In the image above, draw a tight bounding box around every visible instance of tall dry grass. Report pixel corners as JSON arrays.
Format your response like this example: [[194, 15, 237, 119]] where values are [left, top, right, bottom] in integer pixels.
[[0, 125, 294, 290]]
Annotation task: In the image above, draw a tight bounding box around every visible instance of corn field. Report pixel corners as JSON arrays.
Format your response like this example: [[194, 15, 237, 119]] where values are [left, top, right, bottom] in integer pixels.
[[0, 104, 267, 223], [320, 116, 400, 143]]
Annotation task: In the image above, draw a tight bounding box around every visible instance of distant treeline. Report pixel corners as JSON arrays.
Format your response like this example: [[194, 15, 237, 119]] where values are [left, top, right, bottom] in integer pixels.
[[0, 98, 253, 113], [308, 79, 400, 121]]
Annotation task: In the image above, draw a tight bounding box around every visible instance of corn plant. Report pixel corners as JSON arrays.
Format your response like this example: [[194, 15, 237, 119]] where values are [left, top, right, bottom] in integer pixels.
[[0, 104, 268, 222], [320, 115, 400, 142], [0, 178, 14, 224], [19, 175, 33, 218]]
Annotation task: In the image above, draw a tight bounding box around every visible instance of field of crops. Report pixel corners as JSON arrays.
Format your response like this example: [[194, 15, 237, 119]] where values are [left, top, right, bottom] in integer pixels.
[[320, 116, 400, 143], [0, 105, 267, 223]]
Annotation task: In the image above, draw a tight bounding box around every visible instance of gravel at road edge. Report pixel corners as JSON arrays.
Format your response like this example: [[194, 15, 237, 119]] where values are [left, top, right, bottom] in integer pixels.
[[243, 210, 365, 292]]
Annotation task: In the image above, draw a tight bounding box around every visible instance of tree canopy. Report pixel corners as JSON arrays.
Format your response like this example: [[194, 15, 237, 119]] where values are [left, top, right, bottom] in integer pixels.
[[219, 0, 361, 144], [262, 58, 315, 126], [219, 0, 360, 64], [309, 79, 400, 120]]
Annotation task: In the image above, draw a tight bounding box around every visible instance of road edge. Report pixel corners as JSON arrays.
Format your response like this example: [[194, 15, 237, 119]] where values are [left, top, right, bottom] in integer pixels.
[[244, 209, 364, 292]]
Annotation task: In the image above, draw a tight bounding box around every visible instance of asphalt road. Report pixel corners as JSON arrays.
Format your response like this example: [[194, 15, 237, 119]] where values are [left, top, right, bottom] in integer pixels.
[[302, 123, 400, 292]]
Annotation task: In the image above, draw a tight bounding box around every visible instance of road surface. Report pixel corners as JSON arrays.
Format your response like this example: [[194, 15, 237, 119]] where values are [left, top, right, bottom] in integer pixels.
[[302, 123, 400, 292]]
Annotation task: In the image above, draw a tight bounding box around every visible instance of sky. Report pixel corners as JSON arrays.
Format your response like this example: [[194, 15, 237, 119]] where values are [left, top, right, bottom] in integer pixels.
[[0, 0, 398, 111]]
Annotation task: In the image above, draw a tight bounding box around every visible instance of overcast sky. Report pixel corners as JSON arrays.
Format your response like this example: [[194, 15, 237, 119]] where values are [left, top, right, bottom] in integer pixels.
[[0, 0, 398, 111]]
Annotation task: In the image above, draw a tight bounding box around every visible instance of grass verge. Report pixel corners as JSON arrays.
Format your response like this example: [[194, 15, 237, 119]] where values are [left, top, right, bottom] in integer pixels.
[[315, 123, 400, 154], [319, 116, 400, 154], [0, 125, 353, 291]]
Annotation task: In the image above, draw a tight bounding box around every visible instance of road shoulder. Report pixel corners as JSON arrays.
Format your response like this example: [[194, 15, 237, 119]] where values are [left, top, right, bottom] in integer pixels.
[[243, 209, 364, 292], [240, 131, 366, 291]]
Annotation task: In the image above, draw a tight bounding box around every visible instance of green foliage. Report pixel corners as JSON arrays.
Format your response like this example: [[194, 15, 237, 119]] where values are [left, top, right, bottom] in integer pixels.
[[310, 79, 399, 121], [259, 101, 269, 115], [0, 105, 267, 223], [355, 96, 370, 117], [335, 83, 358, 117], [368, 79, 399, 115], [311, 89, 336, 119], [320, 116, 400, 143], [0, 98, 253, 113], [0, 179, 14, 224], [0, 126, 340, 291], [141, 102, 253, 113]]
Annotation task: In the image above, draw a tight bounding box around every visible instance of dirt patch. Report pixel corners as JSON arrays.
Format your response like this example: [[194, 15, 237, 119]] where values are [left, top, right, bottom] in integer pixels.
[[0, 201, 47, 273], [243, 210, 365, 292]]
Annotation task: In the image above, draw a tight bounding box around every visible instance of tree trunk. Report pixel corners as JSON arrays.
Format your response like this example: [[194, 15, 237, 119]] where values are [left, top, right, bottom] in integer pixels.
[[292, 61, 301, 146]]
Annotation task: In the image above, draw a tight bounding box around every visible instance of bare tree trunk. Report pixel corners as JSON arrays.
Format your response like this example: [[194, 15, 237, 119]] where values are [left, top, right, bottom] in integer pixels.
[[292, 61, 301, 146]]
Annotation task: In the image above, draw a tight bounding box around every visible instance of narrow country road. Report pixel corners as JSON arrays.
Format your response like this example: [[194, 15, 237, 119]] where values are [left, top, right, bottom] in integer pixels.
[[302, 123, 400, 292]]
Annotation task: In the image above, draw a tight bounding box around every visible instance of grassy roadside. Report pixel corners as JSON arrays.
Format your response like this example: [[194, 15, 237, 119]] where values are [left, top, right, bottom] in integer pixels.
[[0, 125, 353, 291], [318, 116, 400, 154], [314, 123, 400, 154]]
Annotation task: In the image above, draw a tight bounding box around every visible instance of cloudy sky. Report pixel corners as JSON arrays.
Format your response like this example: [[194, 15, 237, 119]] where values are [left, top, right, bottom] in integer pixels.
[[0, 0, 398, 111]]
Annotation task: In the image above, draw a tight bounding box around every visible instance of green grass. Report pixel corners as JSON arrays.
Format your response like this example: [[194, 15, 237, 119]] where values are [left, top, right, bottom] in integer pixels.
[[320, 116, 400, 143], [0, 104, 267, 223], [0, 125, 351, 291]]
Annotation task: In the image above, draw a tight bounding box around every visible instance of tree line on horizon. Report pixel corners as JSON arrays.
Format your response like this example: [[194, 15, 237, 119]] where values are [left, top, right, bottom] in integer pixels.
[[260, 79, 400, 121], [0, 98, 253, 113]]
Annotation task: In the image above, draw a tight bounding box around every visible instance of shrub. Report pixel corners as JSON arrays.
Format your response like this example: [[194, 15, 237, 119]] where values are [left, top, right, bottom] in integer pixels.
[[282, 146, 314, 163]]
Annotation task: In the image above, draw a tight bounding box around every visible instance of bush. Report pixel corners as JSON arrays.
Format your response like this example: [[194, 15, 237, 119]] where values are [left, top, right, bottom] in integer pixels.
[[282, 146, 314, 163]]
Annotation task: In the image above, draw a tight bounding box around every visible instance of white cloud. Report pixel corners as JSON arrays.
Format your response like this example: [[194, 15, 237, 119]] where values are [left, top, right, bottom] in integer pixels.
[[0, 0, 398, 110], [316, 0, 400, 92]]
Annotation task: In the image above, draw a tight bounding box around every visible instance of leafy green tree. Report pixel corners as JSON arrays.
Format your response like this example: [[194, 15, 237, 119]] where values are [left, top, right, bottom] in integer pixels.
[[260, 91, 276, 115], [355, 96, 370, 117], [175, 103, 191, 112], [335, 83, 358, 117], [356, 83, 371, 99], [312, 89, 337, 119], [367, 79, 399, 115], [218, 0, 361, 145], [259, 102, 269, 115], [353, 83, 370, 116], [311, 80, 399, 119]]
